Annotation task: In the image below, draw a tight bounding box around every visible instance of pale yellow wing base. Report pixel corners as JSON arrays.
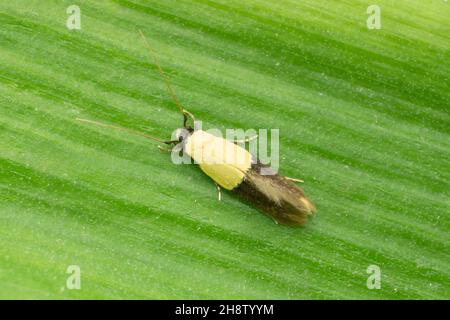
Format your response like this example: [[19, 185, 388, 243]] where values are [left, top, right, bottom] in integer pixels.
[[184, 130, 252, 190]]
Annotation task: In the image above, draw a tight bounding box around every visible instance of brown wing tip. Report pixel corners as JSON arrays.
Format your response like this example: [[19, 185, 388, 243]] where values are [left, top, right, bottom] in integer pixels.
[[284, 197, 316, 227], [300, 197, 316, 216]]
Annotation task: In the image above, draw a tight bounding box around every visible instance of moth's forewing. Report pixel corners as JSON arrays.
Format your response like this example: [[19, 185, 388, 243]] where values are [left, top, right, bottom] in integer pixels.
[[233, 163, 316, 226], [184, 130, 252, 190]]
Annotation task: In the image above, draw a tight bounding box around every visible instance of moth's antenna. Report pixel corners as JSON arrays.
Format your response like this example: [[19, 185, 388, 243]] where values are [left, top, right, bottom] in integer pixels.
[[138, 29, 185, 115], [76, 118, 169, 144]]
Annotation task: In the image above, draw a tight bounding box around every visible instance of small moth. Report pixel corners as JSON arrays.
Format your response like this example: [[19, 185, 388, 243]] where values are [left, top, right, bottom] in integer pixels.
[[77, 31, 316, 226]]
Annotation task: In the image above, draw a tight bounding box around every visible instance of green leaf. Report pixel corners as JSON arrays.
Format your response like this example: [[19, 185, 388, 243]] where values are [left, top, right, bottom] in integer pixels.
[[0, 0, 448, 299]]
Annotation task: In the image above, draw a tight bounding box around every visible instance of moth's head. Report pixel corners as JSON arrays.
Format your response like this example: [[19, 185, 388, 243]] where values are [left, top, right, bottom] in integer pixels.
[[173, 127, 192, 145]]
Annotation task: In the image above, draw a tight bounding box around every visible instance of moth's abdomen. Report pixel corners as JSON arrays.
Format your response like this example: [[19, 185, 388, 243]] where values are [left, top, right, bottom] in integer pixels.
[[233, 164, 316, 226]]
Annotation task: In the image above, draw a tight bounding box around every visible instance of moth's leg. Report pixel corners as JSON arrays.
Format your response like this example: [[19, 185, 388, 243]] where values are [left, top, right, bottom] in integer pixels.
[[158, 139, 179, 152], [183, 110, 195, 129], [183, 112, 189, 128], [285, 177, 304, 183], [157, 145, 173, 153], [215, 183, 222, 201], [164, 139, 179, 145], [233, 135, 258, 144]]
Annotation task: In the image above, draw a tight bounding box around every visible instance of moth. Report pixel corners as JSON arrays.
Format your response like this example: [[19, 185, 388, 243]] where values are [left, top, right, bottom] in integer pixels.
[[77, 31, 316, 226]]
